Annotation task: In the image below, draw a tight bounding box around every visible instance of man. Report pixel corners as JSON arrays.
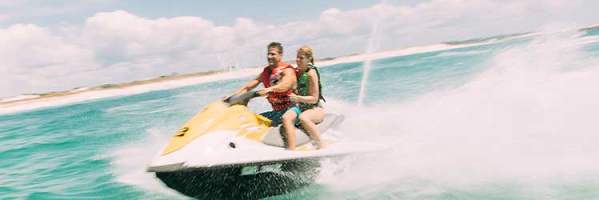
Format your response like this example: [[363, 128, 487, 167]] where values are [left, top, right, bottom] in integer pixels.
[[226, 42, 297, 126]]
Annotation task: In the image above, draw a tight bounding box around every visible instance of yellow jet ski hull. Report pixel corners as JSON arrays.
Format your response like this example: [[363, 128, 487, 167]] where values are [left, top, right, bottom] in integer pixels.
[[161, 100, 345, 156]]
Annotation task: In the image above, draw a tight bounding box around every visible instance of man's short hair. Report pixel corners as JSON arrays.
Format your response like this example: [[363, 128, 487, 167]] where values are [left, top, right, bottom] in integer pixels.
[[267, 42, 283, 54]]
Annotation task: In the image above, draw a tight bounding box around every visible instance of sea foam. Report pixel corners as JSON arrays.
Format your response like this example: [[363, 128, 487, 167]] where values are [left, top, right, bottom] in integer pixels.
[[317, 31, 599, 198]]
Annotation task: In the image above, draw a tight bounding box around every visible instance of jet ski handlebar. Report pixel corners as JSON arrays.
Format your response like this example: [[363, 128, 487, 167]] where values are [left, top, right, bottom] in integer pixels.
[[224, 91, 260, 106]]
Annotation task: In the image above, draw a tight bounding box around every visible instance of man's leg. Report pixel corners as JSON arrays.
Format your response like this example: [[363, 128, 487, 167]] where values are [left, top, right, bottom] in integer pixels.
[[259, 110, 281, 126]]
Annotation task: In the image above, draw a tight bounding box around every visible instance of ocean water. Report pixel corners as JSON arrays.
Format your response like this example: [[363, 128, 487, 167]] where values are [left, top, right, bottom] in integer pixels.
[[1, 28, 599, 199]]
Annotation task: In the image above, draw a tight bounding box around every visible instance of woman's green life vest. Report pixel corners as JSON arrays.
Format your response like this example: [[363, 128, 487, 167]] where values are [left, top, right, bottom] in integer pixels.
[[296, 65, 325, 111]]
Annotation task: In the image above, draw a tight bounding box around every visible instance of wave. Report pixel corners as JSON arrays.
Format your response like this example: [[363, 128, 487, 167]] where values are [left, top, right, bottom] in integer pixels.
[[315, 31, 599, 198]]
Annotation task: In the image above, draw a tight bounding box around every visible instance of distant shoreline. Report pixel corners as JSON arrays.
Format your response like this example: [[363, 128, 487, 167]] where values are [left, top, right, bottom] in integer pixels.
[[0, 70, 224, 105], [0, 67, 261, 115], [0, 31, 538, 115]]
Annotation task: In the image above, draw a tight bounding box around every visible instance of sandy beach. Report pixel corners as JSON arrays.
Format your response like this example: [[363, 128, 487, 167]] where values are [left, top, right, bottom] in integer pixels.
[[0, 34, 530, 115]]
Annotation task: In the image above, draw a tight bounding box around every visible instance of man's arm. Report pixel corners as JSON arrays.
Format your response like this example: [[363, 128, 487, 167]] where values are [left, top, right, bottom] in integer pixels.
[[226, 74, 261, 99], [258, 68, 296, 95], [237, 75, 261, 94], [270, 68, 297, 92]]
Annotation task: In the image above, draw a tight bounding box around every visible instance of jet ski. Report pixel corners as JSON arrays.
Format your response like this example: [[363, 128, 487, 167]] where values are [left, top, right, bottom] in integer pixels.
[[146, 91, 380, 199]]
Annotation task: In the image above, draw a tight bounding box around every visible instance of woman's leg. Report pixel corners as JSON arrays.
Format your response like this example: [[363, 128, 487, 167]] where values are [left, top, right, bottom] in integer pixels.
[[298, 107, 326, 149], [281, 109, 299, 150]]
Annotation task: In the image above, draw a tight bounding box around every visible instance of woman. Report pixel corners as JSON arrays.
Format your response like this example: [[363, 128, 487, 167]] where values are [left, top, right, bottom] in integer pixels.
[[281, 46, 326, 150]]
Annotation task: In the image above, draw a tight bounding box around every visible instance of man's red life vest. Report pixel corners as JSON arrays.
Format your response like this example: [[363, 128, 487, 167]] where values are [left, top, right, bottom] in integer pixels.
[[260, 61, 294, 111]]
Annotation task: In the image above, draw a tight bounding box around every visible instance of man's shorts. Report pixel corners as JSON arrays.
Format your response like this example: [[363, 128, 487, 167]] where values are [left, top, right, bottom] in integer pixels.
[[259, 106, 301, 126]]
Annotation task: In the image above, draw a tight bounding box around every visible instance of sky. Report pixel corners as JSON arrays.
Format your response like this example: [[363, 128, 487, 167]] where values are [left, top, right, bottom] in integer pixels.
[[1, 0, 598, 98]]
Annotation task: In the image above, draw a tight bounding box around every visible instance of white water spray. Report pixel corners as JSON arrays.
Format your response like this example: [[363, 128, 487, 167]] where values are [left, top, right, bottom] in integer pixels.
[[357, 3, 385, 106], [109, 128, 183, 197], [326, 32, 599, 197]]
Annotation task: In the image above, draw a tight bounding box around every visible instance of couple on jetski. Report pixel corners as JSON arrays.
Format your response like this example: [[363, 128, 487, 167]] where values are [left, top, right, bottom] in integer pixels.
[[226, 42, 326, 150]]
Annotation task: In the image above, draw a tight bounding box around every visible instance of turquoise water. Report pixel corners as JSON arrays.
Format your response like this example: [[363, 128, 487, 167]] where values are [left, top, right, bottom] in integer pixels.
[[2, 28, 599, 199]]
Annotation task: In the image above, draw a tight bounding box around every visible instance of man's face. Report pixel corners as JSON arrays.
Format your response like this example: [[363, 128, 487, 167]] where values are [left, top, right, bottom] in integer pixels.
[[267, 48, 282, 66]]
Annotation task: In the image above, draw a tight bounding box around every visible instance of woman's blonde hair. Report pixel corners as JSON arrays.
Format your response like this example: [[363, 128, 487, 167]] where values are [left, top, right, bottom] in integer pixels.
[[298, 46, 314, 64]]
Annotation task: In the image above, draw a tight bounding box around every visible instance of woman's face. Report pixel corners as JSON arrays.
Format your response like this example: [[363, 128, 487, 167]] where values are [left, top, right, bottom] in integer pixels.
[[296, 52, 310, 69]]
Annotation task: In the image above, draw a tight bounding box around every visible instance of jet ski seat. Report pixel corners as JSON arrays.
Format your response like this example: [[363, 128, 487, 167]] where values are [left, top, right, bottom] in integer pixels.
[[261, 113, 344, 147]]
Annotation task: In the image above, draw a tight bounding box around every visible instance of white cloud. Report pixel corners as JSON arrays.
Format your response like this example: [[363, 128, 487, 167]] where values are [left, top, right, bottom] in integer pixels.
[[0, 1, 26, 8], [0, 24, 98, 96], [80, 10, 267, 79], [0, 0, 119, 24], [1, 0, 599, 97]]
